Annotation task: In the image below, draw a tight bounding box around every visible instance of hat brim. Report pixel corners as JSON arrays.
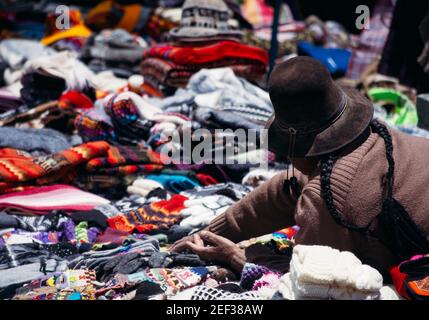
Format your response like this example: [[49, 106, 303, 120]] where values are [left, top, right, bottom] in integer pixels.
[[267, 85, 374, 158]]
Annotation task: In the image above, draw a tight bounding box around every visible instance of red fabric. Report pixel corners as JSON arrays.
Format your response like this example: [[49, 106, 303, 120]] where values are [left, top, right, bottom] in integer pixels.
[[58, 90, 94, 110], [196, 173, 218, 186], [144, 41, 269, 67], [390, 265, 410, 300]]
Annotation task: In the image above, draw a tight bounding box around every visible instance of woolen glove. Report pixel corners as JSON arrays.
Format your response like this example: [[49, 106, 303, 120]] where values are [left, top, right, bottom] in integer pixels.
[[179, 195, 234, 229]]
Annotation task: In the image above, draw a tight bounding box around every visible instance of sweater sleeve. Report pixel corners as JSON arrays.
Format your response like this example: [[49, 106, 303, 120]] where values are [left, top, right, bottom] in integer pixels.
[[207, 169, 305, 243]]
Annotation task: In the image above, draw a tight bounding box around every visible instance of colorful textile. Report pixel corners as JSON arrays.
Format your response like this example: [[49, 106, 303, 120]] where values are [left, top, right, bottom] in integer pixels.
[[58, 91, 94, 111], [41, 10, 92, 46], [141, 57, 267, 87], [368, 87, 419, 126], [75, 108, 117, 143], [107, 194, 188, 234], [272, 226, 300, 240], [145, 174, 200, 193], [0, 185, 109, 214], [0, 141, 110, 192], [104, 95, 154, 141], [240, 263, 274, 290], [396, 254, 429, 300], [85, 144, 163, 176], [143, 41, 268, 68]]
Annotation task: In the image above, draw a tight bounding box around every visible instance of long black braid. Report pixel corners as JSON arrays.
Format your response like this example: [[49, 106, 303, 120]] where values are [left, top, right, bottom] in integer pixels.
[[319, 119, 394, 233], [317, 119, 429, 260]]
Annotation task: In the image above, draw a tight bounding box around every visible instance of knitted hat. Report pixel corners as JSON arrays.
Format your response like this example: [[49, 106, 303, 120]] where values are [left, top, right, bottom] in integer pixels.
[[86, 0, 152, 33], [41, 10, 92, 46], [169, 0, 243, 42]]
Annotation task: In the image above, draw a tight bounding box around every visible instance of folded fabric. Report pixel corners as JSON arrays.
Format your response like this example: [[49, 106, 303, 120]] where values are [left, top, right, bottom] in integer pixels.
[[0, 127, 71, 155], [179, 195, 235, 229], [7, 212, 70, 232], [127, 179, 164, 197], [278, 245, 388, 300], [141, 57, 267, 88], [107, 194, 188, 234], [85, 144, 163, 176], [194, 107, 262, 130], [0, 141, 110, 192], [0, 185, 109, 214], [145, 174, 200, 193], [0, 259, 69, 297], [188, 68, 273, 123], [144, 41, 268, 68], [182, 183, 252, 201], [155, 68, 273, 126], [81, 28, 147, 64]]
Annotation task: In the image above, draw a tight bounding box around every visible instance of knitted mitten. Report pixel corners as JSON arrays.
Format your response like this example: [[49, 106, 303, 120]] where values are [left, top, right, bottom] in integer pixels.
[[179, 195, 234, 229]]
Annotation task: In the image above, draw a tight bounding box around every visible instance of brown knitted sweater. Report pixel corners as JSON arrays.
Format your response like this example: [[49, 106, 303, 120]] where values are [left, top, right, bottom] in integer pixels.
[[207, 128, 429, 275]]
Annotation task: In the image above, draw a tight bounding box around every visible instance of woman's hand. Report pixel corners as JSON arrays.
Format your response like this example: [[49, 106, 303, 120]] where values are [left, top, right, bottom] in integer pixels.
[[175, 231, 246, 273], [169, 232, 205, 253]]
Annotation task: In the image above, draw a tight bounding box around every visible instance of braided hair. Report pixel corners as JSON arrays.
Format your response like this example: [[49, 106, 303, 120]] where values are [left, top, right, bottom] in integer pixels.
[[319, 119, 394, 233]]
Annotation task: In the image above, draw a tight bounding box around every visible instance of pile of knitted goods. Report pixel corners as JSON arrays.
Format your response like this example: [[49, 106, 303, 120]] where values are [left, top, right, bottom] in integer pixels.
[[140, 0, 269, 97], [277, 245, 401, 300], [1, 0, 428, 302]]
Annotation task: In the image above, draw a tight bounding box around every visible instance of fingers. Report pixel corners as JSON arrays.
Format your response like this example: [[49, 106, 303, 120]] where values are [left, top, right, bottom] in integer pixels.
[[199, 231, 229, 246], [185, 241, 216, 259], [193, 233, 204, 247], [170, 233, 203, 252], [170, 239, 188, 253]]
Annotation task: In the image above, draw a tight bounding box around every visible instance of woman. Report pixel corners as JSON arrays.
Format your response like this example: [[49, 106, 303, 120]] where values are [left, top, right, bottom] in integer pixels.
[[171, 57, 429, 278]]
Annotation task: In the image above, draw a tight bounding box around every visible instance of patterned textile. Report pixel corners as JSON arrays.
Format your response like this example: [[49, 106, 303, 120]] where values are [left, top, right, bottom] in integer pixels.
[[107, 194, 187, 234], [346, 0, 395, 79], [0, 141, 110, 192], [141, 57, 267, 88], [85, 144, 163, 176], [104, 95, 154, 141], [189, 286, 261, 300], [75, 109, 117, 143]]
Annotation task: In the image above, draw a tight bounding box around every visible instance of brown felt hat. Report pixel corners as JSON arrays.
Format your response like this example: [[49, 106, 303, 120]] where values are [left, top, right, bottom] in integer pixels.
[[266, 56, 374, 158]]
